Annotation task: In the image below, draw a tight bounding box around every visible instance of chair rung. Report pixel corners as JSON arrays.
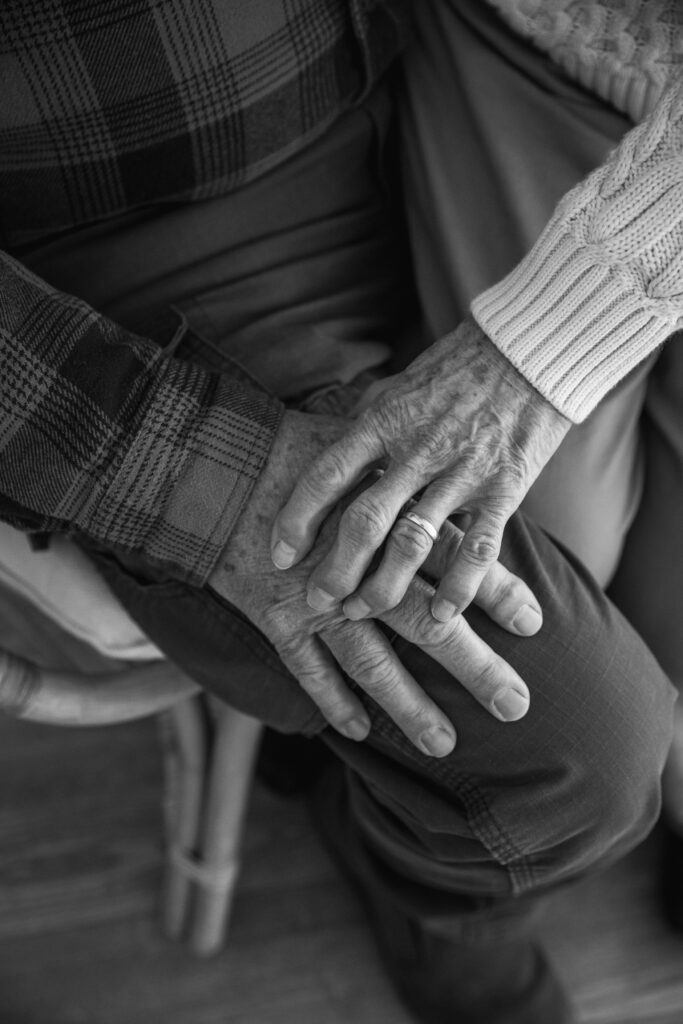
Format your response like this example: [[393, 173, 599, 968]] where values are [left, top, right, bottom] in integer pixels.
[[169, 845, 240, 894]]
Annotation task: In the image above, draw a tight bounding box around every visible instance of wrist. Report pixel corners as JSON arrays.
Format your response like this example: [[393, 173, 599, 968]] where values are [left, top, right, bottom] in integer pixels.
[[456, 317, 572, 429], [209, 411, 346, 586]]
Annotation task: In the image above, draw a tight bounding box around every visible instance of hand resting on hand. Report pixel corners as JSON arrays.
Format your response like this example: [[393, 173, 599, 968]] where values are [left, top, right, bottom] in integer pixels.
[[209, 409, 543, 758]]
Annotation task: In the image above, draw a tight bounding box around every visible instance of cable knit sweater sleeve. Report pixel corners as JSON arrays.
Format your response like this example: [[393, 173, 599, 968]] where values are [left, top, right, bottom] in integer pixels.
[[472, 76, 683, 421], [471, 0, 683, 422]]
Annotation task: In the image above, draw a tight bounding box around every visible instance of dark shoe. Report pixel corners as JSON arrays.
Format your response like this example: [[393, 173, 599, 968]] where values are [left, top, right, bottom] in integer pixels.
[[660, 819, 683, 933], [310, 764, 574, 1024]]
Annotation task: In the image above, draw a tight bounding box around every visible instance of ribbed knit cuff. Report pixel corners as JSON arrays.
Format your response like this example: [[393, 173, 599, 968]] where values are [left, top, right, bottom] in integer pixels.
[[471, 225, 675, 422]]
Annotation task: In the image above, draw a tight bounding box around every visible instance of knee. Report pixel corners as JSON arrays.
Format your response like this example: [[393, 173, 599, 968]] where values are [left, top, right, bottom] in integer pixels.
[[389, 591, 674, 899], [498, 587, 676, 890], [377, 515, 675, 897]]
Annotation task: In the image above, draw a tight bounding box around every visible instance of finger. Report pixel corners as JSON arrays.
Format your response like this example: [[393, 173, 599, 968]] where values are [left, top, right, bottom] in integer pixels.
[[343, 481, 455, 619], [422, 523, 543, 636], [276, 632, 372, 741], [382, 576, 530, 723], [473, 561, 543, 636], [271, 427, 382, 570], [321, 618, 456, 758], [431, 507, 508, 622], [306, 467, 418, 612]]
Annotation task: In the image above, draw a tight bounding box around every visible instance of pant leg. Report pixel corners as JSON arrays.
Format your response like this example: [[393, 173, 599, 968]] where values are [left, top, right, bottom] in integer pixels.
[[327, 511, 675, 898], [398, 0, 648, 586]]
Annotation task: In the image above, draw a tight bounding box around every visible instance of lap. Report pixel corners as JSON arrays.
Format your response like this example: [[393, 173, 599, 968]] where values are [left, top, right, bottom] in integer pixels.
[[88, 502, 675, 900]]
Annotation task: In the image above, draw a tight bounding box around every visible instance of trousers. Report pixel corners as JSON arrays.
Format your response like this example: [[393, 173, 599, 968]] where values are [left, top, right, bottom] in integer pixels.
[[20, 7, 677, 936]]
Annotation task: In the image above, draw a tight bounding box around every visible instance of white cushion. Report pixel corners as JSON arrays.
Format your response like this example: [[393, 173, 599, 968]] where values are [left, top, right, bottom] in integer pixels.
[[0, 521, 162, 662]]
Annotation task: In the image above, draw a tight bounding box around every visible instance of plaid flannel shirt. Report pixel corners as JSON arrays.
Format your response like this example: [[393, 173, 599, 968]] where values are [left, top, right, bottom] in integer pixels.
[[0, 0, 410, 584]]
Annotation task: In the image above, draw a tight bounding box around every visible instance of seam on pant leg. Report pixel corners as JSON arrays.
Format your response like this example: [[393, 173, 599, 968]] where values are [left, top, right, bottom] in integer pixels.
[[452, 775, 539, 893], [367, 711, 541, 893]]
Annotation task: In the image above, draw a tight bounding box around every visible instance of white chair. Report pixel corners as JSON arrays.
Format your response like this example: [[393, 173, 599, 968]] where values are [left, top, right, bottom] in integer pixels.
[[0, 521, 263, 955]]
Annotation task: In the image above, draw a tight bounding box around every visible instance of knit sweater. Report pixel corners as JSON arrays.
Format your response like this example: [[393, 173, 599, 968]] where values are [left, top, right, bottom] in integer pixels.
[[472, 0, 683, 421]]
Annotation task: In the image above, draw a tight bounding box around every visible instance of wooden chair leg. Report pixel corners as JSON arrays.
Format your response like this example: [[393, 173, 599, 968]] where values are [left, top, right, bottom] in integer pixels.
[[188, 703, 263, 956], [158, 696, 208, 940]]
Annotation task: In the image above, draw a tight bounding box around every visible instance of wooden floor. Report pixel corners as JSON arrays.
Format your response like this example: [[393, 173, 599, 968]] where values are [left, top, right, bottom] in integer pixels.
[[1, 715, 683, 1024]]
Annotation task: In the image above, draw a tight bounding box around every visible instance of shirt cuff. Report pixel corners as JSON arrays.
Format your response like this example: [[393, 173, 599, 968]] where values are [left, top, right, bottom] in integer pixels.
[[471, 224, 679, 423]]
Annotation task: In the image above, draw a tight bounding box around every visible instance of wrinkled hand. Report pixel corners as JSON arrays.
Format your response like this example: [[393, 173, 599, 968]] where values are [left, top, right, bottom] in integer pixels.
[[209, 409, 544, 758], [271, 319, 571, 623]]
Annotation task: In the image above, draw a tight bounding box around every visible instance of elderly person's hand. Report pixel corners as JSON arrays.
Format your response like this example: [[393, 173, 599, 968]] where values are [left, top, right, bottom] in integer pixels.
[[209, 409, 543, 758], [270, 319, 571, 624]]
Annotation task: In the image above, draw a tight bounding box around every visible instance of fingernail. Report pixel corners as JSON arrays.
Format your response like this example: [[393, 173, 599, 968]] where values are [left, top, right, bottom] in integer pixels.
[[272, 540, 296, 569], [511, 604, 542, 635], [418, 726, 456, 758], [492, 687, 529, 722], [344, 597, 372, 620], [307, 585, 338, 612], [341, 717, 371, 741], [432, 599, 457, 622]]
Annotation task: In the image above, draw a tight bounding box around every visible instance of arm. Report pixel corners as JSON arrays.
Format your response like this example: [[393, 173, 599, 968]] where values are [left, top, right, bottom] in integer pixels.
[[0, 249, 282, 584], [209, 409, 541, 754], [0, 250, 538, 754], [272, 77, 683, 620]]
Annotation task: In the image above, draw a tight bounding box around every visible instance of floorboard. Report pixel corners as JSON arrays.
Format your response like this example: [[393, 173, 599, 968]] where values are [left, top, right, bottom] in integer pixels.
[[1, 715, 682, 1024]]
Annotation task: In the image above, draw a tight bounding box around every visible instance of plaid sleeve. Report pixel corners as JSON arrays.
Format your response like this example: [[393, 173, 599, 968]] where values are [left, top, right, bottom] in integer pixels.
[[0, 251, 283, 584]]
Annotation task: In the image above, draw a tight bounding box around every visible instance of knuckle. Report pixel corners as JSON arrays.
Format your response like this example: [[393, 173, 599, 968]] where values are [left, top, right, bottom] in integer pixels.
[[389, 520, 434, 561], [360, 580, 402, 614], [347, 650, 399, 694], [450, 448, 480, 478], [469, 659, 501, 698], [341, 499, 391, 544], [397, 702, 433, 734], [420, 475, 454, 505], [414, 611, 460, 649], [266, 609, 297, 642], [369, 396, 400, 434], [461, 531, 500, 566], [497, 463, 526, 492], [491, 574, 526, 611], [276, 649, 337, 704], [295, 667, 329, 699], [308, 447, 349, 492]]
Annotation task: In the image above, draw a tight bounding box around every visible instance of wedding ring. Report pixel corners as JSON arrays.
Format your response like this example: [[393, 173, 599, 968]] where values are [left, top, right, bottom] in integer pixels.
[[398, 510, 439, 544]]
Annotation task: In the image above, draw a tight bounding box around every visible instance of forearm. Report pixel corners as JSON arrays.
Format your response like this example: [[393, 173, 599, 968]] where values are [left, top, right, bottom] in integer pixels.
[[0, 250, 283, 583]]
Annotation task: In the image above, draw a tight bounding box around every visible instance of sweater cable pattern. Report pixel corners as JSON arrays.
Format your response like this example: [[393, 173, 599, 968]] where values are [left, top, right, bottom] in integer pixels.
[[472, 1, 683, 421]]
